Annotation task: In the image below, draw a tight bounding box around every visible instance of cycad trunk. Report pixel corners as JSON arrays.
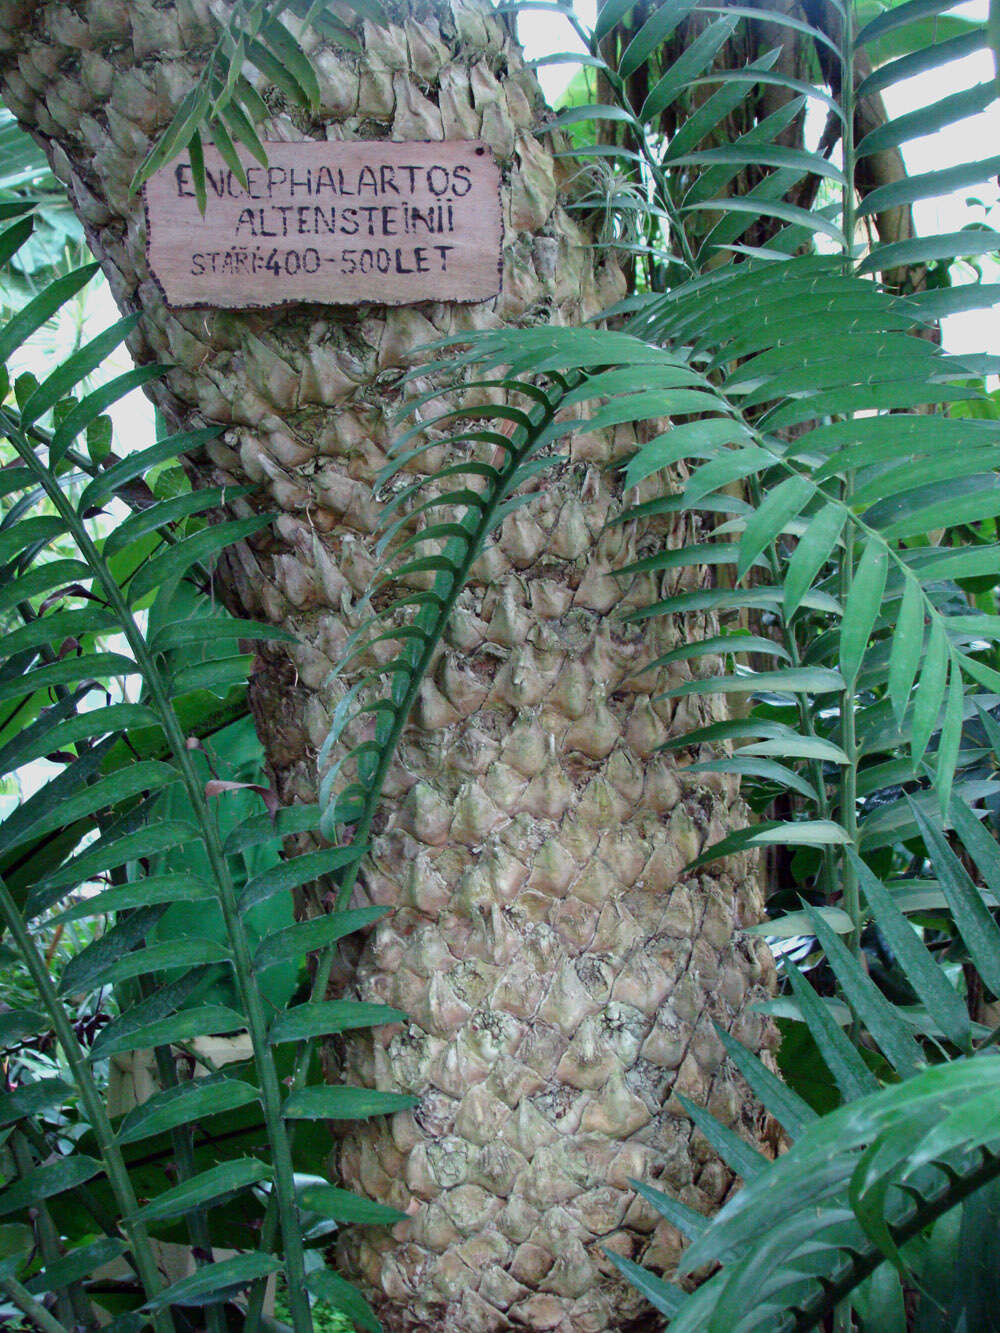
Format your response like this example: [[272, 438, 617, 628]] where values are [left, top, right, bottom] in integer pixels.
[[0, 2, 776, 1328]]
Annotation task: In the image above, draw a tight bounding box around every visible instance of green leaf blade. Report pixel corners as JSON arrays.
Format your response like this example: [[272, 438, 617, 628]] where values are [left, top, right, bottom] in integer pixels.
[[270, 1000, 406, 1045], [252, 906, 387, 973], [840, 543, 888, 689], [135, 1159, 271, 1225], [888, 577, 923, 723], [852, 851, 971, 1051], [282, 1086, 417, 1121], [118, 1078, 261, 1145]]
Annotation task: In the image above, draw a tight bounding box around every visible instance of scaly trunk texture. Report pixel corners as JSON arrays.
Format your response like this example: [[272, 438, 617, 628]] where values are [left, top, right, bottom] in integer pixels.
[[0, 3, 777, 1329]]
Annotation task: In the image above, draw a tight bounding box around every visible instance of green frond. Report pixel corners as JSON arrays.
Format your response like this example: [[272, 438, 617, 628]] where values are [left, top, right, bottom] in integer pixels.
[[282, 1086, 416, 1121], [620, 773, 1000, 1323], [784, 957, 882, 1101], [688, 819, 851, 873], [0, 1157, 103, 1220], [79, 428, 223, 511], [23, 1239, 128, 1300], [147, 1252, 283, 1311], [659, 716, 804, 753], [305, 1267, 381, 1333], [117, 1078, 262, 1147], [0, 209, 408, 1327], [92, 1003, 250, 1062], [269, 1000, 406, 1044], [137, 1159, 272, 1225], [910, 799, 1000, 996], [252, 905, 386, 973], [0, 1079, 73, 1128], [649, 1058, 1000, 1331], [130, 0, 364, 201], [678, 1093, 770, 1180], [48, 872, 214, 927], [663, 667, 846, 700], [710, 1031, 815, 1161], [683, 755, 819, 802], [617, 0, 700, 78], [851, 852, 972, 1051], [317, 370, 573, 852], [606, 1252, 689, 1319], [297, 1182, 406, 1229], [858, 155, 1000, 218], [239, 844, 364, 912], [0, 263, 99, 363], [856, 81, 995, 160]]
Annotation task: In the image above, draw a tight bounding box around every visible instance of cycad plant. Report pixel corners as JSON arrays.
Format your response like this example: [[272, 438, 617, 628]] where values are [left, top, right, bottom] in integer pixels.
[[0, 209, 414, 1332], [0, 1, 789, 1327], [309, 0, 1000, 1324], [0, 0, 999, 1329]]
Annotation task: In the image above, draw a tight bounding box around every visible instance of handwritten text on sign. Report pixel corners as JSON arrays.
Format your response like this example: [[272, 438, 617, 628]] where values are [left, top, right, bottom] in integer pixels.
[[143, 140, 503, 309]]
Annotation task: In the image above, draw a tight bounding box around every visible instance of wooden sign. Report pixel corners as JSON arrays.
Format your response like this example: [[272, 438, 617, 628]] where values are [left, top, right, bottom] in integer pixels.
[[143, 140, 503, 309]]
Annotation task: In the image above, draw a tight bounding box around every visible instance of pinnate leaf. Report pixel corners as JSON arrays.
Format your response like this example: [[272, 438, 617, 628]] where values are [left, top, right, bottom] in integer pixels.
[[840, 543, 888, 688], [270, 1000, 406, 1044], [888, 577, 923, 722], [253, 906, 387, 973], [147, 1252, 282, 1309], [297, 1182, 407, 1226], [282, 1086, 417, 1120], [136, 1158, 271, 1223], [118, 1076, 261, 1145], [0, 1156, 102, 1218], [306, 1268, 380, 1332]]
